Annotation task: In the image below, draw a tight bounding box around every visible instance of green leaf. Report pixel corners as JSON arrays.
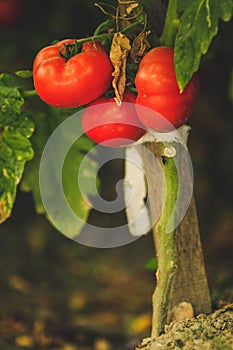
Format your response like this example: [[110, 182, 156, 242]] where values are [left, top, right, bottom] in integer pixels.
[[20, 107, 75, 214], [0, 74, 23, 114], [174, 0, 233, 91], [20, 111, 51, 214], [218, 0, 233, 21], [0, 74, 34, 223], [61, 135, 100, 238], [20, 107, 100, 238]]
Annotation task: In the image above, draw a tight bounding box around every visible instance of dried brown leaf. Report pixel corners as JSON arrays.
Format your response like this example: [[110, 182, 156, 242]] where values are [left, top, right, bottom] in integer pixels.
[[126, 3, 139, 15], [110, 33, 131, 103], [131, 32, 151, 63]]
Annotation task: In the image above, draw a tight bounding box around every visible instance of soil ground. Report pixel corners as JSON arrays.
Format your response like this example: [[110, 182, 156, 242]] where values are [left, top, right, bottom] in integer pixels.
[[137, 304, 233, 350]]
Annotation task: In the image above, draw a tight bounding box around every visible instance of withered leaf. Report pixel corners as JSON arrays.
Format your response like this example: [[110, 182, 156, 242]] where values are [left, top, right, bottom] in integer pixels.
[[131, 32, 151, 63], [110, 33, 131, 103], [126, 3, 140, 15]]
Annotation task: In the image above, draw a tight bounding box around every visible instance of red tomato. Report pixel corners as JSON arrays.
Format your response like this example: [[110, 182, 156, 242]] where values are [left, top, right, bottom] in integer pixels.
[[33, 40, 113, 108], [135, 46, 200, 132], [0, 0, 24, 27], [81, 92, 146, 147]]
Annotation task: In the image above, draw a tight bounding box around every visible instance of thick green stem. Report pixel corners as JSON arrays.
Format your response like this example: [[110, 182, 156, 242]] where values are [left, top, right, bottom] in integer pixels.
[[159, 0, 180, 46], [151, 144, 178, 337], [141, 141, 179, 337]]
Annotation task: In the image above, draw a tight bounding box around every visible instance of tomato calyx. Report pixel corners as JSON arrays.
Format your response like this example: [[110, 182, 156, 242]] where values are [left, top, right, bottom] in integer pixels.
[[59, 40, 82, 61]]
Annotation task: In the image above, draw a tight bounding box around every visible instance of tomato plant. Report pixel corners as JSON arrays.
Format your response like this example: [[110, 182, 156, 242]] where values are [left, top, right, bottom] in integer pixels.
[[135, 47, 200, 132], [0, 0, 232, 347], [0, 0, 24, 27], [33, 40, 113, 108], [82, 91, 146, 147]]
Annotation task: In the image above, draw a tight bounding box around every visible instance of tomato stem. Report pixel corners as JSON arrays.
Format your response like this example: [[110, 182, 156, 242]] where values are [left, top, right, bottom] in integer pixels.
[[22, 89, 38, 98], [57, 20, 142, 60], [78, 21, 143, 45]]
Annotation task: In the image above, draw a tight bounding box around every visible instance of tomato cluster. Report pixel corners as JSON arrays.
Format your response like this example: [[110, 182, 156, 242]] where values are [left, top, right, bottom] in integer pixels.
[[33, 41, 200, 147]]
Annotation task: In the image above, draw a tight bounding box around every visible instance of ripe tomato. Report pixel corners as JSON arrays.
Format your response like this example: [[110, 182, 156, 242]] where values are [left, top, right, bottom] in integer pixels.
[[33, 40, 113, 108], [135, 46, 200, 132], [0, 0, 24, 27], [82, 92, 146, 147]]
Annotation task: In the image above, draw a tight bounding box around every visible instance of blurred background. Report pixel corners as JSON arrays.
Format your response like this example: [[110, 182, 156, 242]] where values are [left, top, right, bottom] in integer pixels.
[[0, 0, 232, 349]]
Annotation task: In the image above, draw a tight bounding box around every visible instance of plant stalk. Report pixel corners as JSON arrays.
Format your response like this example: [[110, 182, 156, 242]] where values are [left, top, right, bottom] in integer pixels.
[[152, 148, 178, 337], [159, 0, 180, 46], [141, 141, 178, 337]]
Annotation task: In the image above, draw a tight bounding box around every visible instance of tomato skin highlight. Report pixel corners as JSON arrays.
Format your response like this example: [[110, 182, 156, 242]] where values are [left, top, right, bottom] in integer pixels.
[[33, 40, 113, 108], [135, 46, 200, 132], [82, 92, 146, 147]]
